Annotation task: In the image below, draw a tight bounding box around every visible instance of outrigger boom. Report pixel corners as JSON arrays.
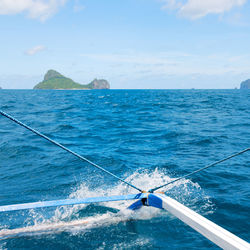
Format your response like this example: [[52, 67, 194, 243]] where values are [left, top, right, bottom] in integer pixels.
[[0, 110, 249, 249], [0, 192, 249, 249]]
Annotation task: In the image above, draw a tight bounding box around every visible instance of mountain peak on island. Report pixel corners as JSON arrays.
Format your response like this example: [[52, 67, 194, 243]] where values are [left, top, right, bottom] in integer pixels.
[[240, 79, 250, 89], [88, 78, 110, 89], [34, 70, 110, 90], [44, 69, 64, 81]]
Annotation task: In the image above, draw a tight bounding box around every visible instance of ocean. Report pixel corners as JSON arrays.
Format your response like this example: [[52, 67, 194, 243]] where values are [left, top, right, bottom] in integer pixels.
[[0, 89, 249, 249]]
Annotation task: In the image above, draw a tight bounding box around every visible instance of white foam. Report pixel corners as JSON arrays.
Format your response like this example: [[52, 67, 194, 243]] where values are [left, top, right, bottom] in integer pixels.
[[0, 168, 214, 240]]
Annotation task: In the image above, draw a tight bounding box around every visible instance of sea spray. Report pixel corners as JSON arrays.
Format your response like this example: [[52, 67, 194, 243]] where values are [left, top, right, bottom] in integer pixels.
[[0, 168, 213, 239]]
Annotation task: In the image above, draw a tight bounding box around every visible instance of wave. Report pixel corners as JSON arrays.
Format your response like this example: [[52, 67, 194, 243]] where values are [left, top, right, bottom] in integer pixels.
[[0, 169, 213, 240]]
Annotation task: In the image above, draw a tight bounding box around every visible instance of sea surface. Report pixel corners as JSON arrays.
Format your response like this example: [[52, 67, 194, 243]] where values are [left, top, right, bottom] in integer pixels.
[[0, 89, 249, 249]]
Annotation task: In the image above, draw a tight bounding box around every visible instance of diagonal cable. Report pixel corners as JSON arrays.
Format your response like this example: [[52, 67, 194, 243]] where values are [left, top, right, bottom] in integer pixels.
[[149, 148, 250, 193], [0, 110, 143, 193]]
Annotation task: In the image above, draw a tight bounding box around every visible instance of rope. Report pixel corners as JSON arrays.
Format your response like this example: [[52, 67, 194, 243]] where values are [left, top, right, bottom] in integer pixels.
[[149, 148, 250, 193], [0, 110, 143, 193]]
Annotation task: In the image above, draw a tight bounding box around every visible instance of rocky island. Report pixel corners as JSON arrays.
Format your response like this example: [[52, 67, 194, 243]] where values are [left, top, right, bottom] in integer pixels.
[[33, 70, 110, 90], [240, 79, 250, 89]]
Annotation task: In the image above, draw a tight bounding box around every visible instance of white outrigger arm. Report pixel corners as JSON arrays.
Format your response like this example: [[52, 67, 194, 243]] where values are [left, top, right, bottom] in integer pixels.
[[135, 193, 250, 250], [1, 111, 249, 248], [0, 193, 249, 249]]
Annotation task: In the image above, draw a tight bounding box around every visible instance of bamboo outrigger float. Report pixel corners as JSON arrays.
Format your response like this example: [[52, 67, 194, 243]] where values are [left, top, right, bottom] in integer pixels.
[[1, 192, 249, 249], [0, 110, 249, 249]]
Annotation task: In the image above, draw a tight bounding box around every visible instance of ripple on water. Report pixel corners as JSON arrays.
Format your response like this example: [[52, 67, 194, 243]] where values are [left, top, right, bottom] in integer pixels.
[[0, 90, 249, 248]]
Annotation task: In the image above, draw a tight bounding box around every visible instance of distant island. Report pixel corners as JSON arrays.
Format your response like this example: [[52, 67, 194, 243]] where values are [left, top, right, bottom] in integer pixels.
[[240, 79, 250, 89], [33, 70, 110, 90]]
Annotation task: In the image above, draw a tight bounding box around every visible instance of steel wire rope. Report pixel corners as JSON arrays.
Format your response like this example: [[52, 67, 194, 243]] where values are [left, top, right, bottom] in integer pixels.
[[0, 110, 143, 193], [149, 148, 249, 193]]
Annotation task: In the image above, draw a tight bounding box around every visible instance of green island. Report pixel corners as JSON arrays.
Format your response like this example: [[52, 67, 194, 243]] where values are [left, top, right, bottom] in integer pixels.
[[33, 70, 110, 90]]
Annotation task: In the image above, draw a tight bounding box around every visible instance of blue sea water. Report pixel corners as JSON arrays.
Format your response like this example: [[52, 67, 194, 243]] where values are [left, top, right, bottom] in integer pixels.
[[0, 89, 249, 249]]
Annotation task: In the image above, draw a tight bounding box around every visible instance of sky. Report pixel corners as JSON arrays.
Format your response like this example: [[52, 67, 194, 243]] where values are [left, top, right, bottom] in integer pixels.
[[1, 0, 250, 89]]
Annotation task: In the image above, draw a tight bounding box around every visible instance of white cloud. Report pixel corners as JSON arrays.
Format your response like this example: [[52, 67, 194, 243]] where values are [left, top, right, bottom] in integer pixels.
[[25, 45, 46, 55], [80, 51, 250, 78], [161, 0, 247, 19], [78, 51, 250, 89], [161, 0, 184, 10], [0, 0, 67, 21], [73, 0, 85, 12]]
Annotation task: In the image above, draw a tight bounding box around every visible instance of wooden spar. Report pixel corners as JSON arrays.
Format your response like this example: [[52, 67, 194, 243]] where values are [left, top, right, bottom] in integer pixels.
[[1, 111, 249, 246], [147, 194, 250, 250], [0, 192, 249, 248], [0, 193, 146, 212]]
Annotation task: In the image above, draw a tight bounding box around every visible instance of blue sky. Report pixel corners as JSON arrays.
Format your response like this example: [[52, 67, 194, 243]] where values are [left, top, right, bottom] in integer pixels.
[[1, 0, 250, 89]]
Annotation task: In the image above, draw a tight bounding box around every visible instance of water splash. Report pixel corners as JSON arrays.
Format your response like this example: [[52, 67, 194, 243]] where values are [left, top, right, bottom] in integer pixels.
[[0, 168, 214, 239]]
